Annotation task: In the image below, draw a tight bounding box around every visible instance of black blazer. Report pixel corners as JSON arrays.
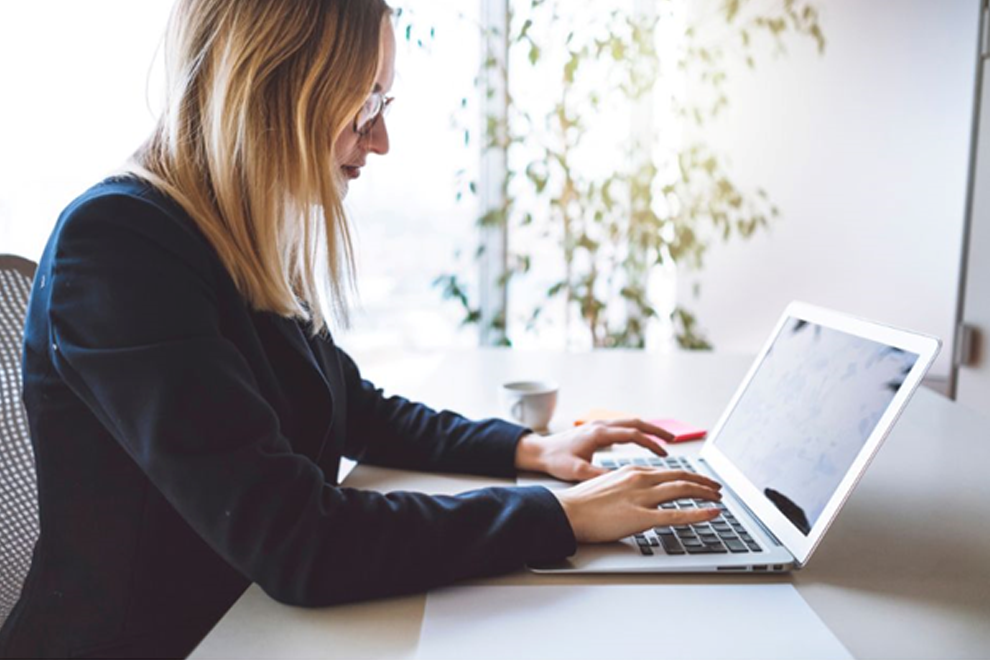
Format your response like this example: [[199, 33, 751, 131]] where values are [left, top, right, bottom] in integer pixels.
[[0, 178, 575, 659]]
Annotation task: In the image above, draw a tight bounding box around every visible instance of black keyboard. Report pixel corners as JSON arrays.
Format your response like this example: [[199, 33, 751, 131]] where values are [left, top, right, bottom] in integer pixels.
[[598, 455, 763, 557]]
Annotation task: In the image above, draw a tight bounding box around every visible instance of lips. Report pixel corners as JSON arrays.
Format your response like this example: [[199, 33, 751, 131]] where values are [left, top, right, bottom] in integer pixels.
[[342, 165, 362, 180]]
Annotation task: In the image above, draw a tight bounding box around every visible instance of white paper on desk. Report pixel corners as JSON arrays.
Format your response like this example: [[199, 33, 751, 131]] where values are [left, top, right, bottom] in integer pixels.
[[417, 584, 851, 660]]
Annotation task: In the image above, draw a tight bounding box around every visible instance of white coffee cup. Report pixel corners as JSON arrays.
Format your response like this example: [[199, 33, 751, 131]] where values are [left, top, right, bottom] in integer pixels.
[[499, 380, 559, 431]]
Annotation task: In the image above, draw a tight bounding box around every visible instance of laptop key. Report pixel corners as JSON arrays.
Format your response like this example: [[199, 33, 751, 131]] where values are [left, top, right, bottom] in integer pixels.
[[746, 542, 763, 552], [684, 545, 710, 554], [685, 545, 728, 554], [640, 546, 654, 556], [725, 539, 750, 553]]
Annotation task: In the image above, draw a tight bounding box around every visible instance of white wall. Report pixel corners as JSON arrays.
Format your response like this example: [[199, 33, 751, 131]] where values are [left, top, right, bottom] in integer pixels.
[[0, 1, 174, 261], [679, 0, 982, 379]]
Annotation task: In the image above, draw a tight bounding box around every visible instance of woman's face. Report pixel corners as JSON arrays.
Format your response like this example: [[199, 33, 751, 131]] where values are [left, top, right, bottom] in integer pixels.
[[334, 18, 396, 194]]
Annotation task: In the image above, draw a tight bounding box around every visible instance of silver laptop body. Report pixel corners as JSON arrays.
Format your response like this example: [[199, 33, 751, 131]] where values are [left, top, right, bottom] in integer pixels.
[[529, 302, 941, 574]]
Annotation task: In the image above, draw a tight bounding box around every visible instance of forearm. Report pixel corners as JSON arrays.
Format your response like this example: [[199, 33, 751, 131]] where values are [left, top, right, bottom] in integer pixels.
[[347, 403, 528, 476], [339, 350, 533, 477]]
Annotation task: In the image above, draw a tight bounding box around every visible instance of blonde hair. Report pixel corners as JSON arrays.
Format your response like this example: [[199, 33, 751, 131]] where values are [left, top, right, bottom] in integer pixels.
[[128, 0, 391, 334]]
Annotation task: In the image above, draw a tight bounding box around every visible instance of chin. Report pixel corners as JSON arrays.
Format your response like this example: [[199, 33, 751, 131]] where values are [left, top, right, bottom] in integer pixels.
[[335, 171, 350, 197]]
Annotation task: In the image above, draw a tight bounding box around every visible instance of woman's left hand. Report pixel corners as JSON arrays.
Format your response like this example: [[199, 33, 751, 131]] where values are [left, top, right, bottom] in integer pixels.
[[514, 419, 669, 482]]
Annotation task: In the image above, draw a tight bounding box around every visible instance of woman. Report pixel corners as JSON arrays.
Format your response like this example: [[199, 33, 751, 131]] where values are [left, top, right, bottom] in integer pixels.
[[0, 1, 722, 657]]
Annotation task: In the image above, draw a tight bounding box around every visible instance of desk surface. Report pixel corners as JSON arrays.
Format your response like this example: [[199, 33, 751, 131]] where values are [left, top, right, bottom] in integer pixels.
[[191, 349, 990, 660]]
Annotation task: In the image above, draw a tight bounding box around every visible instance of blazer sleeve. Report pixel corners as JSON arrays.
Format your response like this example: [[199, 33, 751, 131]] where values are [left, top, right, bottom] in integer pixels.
[[338, 349, 532, 478], [46, 191, 576, 607]]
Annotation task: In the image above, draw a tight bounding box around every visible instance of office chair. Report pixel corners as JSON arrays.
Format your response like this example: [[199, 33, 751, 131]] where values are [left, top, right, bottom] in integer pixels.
[[0, 255, 38, 628]]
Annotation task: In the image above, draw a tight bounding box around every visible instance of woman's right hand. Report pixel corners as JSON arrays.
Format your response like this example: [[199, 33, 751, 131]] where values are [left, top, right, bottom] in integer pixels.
[[552, 466, 724, 543]]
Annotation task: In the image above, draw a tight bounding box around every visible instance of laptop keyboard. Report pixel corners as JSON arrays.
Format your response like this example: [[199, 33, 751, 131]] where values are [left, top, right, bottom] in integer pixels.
[[598, 456, 763, 557]]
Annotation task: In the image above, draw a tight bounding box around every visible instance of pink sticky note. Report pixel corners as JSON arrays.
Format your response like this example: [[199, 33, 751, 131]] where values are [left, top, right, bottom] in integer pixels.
[[646, 418, 707, 443]]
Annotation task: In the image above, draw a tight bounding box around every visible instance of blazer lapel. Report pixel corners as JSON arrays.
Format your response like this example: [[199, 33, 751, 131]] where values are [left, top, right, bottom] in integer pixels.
[[268, 315, 331, 392], [261, 315, 336, 464]]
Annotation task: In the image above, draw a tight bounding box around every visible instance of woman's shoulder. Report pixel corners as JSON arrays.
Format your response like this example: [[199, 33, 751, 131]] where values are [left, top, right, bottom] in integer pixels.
[[52, 175, 219, 274], [61, 174, 193, 234]]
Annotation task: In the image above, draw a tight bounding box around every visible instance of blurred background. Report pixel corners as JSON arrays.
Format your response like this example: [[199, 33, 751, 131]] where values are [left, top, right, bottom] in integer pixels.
[[0, 0, 985, 408]]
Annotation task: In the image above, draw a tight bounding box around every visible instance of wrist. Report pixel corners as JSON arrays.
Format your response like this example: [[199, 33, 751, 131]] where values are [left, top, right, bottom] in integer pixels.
[[514, 432, 546, 472]]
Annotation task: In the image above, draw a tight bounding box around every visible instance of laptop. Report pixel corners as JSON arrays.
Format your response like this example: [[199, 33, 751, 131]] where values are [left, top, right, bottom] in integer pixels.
[[528, 301, 941, 574]]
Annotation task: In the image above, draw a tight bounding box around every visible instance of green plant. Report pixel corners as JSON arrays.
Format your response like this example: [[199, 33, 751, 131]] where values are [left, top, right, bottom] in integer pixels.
[[433, 0, 825, 349]]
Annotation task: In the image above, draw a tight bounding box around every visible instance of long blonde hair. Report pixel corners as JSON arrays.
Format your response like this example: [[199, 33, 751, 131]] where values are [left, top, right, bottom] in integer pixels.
[[128, 0, 391, 334]]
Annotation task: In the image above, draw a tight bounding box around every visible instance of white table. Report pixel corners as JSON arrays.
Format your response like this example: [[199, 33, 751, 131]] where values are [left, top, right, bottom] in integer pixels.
[[190, 349, 990, 659]]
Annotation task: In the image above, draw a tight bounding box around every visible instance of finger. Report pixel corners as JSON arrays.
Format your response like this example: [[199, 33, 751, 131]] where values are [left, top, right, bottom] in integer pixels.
[[634, 482, 722, 508], [649, 481, 723, 505], [649, 506, 722, 528], [592, 427, 667, 457], [604, 417, 673, 441], [622, 467, 722, 491]]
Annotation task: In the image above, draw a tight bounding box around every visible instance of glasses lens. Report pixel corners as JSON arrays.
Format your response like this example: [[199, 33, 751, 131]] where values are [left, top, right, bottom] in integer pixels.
[[355, 94, 383, 134]]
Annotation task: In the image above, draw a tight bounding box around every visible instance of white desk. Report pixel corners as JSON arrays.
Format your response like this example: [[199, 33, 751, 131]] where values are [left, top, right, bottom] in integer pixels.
[[191, 349, 990, 659]]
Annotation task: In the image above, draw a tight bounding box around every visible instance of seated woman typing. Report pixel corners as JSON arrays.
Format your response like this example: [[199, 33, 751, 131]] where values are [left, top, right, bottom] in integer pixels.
[[0, 1, 722, 657]]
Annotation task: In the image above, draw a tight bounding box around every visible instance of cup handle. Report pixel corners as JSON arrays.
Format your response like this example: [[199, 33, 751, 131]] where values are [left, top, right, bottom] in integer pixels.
[[511, 398, 524, 424]]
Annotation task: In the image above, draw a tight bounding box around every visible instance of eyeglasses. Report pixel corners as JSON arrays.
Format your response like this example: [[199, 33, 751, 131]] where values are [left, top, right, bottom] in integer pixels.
[[353, 92, 394, 138]]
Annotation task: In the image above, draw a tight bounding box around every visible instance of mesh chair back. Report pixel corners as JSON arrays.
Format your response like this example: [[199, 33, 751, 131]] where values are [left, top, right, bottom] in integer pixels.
[[0, 255, 38, 627]]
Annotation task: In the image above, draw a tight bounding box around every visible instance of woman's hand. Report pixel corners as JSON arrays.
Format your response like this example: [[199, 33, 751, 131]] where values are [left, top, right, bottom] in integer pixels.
[[552, 466, 723, 543], [514, 419, 670, 482]]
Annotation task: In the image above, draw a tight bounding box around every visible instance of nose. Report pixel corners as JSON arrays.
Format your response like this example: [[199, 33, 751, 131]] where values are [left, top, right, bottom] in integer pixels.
[[366, 115, 390, 156]]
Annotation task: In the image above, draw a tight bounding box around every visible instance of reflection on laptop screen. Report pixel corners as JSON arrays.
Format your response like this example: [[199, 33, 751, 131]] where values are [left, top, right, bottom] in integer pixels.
[[712, 318, 919, 536]]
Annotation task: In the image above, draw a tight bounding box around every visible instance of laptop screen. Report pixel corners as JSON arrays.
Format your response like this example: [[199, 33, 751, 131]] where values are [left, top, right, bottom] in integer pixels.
[[711, 317, 919, 536]]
